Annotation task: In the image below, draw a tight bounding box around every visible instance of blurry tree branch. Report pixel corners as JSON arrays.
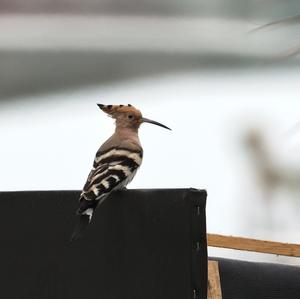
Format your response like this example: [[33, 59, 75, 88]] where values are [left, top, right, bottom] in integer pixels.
[[244, 129, 300, 200], [250, 14, 300, 58], [250, 14, 300, 33]]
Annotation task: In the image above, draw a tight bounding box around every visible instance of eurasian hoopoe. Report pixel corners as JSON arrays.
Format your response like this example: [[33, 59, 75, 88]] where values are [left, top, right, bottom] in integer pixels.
[[70, 104, 171, 241]]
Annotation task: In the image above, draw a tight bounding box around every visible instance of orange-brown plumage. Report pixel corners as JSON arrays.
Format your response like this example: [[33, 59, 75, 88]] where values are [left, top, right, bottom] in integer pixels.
[[98, 104, 143, 130]]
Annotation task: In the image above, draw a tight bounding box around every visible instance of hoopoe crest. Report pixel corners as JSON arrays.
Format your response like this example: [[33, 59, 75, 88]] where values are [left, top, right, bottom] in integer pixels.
[[70, 103, 171, 242]]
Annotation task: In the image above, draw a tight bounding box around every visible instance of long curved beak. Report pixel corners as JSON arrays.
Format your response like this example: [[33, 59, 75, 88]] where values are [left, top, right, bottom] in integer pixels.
[[142, 117, 171, 130]]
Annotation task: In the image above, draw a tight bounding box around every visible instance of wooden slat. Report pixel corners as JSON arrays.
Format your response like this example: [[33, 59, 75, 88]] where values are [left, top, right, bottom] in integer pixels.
[[207, 233, 300, 257], [207, 261, 222, 299]]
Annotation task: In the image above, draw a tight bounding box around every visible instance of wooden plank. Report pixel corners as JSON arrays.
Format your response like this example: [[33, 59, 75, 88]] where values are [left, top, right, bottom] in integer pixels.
[[207, 261, 222, 299], [207, 233, 300, 257]]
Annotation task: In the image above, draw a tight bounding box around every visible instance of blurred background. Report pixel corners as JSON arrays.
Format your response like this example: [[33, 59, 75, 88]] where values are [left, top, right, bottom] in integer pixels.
[[1, 1, 300, 264]]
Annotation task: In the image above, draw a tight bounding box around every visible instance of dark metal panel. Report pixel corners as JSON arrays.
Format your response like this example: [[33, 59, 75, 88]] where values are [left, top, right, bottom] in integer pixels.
[[210, 257, 300, 299]]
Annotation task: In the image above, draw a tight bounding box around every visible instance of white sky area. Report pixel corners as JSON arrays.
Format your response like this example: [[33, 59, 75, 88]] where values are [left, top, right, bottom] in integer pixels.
[[1, 69, 300, 265]]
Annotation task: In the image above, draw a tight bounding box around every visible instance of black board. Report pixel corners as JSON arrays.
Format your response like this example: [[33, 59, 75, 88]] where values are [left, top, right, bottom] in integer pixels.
[[0, 189, 207, 299]]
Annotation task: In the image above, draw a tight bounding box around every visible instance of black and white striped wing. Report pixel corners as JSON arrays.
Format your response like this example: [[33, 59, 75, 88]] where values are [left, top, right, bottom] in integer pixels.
[[77, 148, 143, 214], [70, 148, 142, 242]]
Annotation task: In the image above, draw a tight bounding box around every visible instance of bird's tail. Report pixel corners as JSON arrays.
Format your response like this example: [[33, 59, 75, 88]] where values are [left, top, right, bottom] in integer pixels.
[[69, 214, 91, 243], [69, 204, 95, 243]]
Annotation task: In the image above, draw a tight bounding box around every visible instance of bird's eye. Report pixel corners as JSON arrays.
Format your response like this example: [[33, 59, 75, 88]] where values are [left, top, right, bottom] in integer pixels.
[[128, 115, 133, 119]]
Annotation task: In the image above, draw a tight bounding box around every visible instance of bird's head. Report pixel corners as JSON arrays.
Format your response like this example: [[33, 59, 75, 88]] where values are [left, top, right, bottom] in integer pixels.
[[97, 104, 171, 131]]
